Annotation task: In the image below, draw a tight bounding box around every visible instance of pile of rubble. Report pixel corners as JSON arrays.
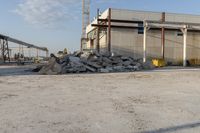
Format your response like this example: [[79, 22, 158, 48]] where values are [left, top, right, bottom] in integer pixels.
[[36, 51, 154, 75]]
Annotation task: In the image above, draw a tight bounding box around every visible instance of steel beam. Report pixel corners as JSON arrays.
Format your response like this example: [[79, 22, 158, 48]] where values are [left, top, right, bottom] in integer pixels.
[[146, 20, 200, 27], [108, 8, 111, 53], [92, 24, 200, 32], [98, 19, 143, 24], [0, 34, 48, 52], [96, 9, 100, 52]]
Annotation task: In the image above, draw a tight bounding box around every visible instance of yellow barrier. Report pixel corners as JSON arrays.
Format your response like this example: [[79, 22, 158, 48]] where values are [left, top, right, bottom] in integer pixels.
[[152, 59, 166, 67], [189, 59, 200, 66]]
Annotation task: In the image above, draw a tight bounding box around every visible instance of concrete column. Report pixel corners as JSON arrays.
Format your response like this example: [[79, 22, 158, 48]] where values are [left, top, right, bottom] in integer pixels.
[[46, 50, 49, 58], [182, 25, 188, 67], [143, 22, 147, 63], [36, 49, 39, 59], [29, 48, 31, 58], [161, 12, 165, 59]]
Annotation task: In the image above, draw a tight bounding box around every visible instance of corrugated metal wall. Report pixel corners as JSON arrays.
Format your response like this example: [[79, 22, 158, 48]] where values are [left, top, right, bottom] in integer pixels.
[[111, 9, 162, 21], [110, 9, 200, 62], [86, 8, 200, 62], [111, 28, 200, 62]]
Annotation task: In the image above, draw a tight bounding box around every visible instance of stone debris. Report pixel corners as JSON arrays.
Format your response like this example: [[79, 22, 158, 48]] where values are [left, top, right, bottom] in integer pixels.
[[35, 51, 154, 75]]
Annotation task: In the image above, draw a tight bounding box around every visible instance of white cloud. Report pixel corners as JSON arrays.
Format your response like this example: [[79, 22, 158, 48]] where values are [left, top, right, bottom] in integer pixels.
[[14, 0, 121, 28], [14, 0, 81, 28]]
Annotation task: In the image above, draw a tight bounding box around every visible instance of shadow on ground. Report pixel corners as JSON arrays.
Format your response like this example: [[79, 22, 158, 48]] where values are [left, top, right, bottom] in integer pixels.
[[139, 121, 200, 133], [0, 66, 36, 76]]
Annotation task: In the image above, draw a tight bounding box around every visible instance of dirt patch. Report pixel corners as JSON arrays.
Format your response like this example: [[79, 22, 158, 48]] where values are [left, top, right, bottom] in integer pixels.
[[127, 74, 152, 79], [1, 67, 200, 133], [0, 94, 18, 101]]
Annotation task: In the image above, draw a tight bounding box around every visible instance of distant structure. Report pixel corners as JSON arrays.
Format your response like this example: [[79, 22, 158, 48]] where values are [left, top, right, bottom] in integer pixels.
[[0, 34, 49, 63], [81, 0, 90, 51]]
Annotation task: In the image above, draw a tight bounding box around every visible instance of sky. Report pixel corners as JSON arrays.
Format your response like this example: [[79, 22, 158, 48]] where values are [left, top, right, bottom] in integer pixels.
[[1, 0, 200, 53]]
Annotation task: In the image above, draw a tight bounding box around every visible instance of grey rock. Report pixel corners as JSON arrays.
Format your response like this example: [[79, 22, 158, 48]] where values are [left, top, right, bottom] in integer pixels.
[[86, 61, 102, 69], [73, 50, 83, 57], [102, 62, 112, 67], [142, 60, 155, 70], [133, 66, 140, 71], [37, 51, 154, 75], [88, 55, 98, 62], [123, 61, 131, 66], [102, 52, 111, 57], [39, 57, 62, 75], [126, 65, 135, 69], [99, 68, 110, 73], [121, 56, 129, 61], [84, 65, 96, 72], [135, 63, 142, 68], [105, 67, 114, 72], [93, 51, 101, 57], [102, 57, 112, 63], [113, 66, 125, 72], [80, 52, 91, 60], [69, 56, 81, 63]]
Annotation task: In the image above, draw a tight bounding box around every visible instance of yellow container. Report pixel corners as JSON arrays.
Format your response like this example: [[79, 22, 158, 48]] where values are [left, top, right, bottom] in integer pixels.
[[152, 59, 166, 67], [189, 59, 200, 66]]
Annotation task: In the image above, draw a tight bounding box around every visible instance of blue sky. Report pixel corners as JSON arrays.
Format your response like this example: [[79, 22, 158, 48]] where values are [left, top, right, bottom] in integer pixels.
[[1, 0, 200, 53]]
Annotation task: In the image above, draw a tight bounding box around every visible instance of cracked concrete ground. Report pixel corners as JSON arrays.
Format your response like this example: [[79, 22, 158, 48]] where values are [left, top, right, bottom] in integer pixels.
[[0, 65, 200, 133]]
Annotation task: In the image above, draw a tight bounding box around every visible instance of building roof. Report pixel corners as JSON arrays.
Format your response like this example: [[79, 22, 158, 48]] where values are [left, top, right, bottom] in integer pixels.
[[86, 8, 200, 33]]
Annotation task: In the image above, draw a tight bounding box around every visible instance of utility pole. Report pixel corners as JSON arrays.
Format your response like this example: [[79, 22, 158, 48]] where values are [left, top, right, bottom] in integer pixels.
[[81, 0, 90, 51]]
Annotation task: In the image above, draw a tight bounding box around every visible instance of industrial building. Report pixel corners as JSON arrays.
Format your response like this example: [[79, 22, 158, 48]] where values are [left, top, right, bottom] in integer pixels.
[[85, 8, 200, 66]]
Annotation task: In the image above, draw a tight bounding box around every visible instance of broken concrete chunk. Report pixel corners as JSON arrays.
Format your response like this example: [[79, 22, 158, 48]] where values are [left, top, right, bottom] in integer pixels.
[[101, 52, 111, 57], [123, 61, 132, 66], [135, 63, 142, 69], [102, 62, 112, 67], [36, 51, 154, 75], [102, 57, 112, 63], [39, 57, 59, 75], [113, 66, 125, 72], [73, 50, 83, 57], [94, 51, 101, 57], [105, 67, 114, 72], [133, 66, 141, 71], [52, 62, 62, 73], [121, 56, 129, 61], [69, 56, 80, 63], [84, 65, 96, 72], [111, 57, 123, 64], [86, 61, 102, 69], [142, 60, 155, 70], [99, 68, 110, 73], [88, 55, 98, 62], [65, 66, 87, 73], [32, 65, 44, 72], [80, 52, 91, 60]]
